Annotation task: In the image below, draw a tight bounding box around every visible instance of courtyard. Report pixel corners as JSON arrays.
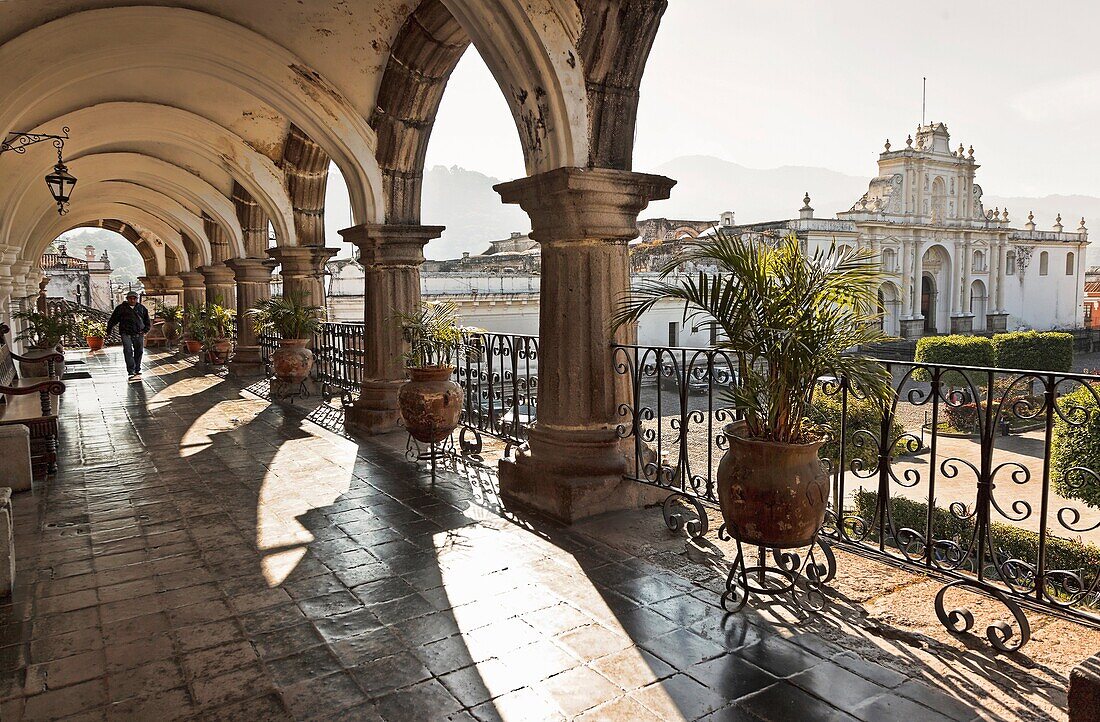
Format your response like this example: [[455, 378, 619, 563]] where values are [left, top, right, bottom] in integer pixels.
[[0, 348, 1091, 721]]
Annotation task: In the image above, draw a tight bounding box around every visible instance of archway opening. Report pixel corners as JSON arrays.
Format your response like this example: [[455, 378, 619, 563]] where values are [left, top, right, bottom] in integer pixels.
[[50, 228, 145, 310], [922, 274, 936, 333], [971, 279, 988, 330]]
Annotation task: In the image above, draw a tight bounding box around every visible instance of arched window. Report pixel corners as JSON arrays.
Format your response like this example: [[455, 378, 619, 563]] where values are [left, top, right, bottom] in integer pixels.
[[973, 250, 985, 272], [1040, 251, 1049, 276], [1067, 251, 1076, 276], [1006, 251, 1016, 274], [882, 248, 897, 272]]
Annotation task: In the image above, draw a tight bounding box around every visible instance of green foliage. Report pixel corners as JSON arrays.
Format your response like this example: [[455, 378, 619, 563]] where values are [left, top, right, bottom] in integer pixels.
[[76, 316, 107, 338], [992, 331, 1074, 373], [182, 303, 233, 344], [248, 291, 324, 339], [810, 393, 904, 471], [154, 303, 183, 324], [913, 335, 994, 386], [396, 301, 469, 368], [614, 231, 893, 444], [1051, 385, 1100, 508], [853, 491, 1100, 586], [13, 309, 78, 348]]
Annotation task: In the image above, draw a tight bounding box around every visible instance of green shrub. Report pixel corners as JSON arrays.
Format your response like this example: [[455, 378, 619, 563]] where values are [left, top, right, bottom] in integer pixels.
[[913, 335, 994, 386], [992, 331, 1074, 373], [810, 393, 904, 472], [852, 491, 1100, 591], [1051, 385, 1100, 508]]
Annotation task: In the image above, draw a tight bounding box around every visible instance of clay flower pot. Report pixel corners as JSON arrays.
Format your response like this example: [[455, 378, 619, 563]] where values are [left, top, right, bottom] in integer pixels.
[[398, 365, 462, 443], [206, 338, 232, 364], [184, 339, 203, 353], [162, 321, 181, 344], [272, 338, 313, 384], [85, 336, 105, 351], [716, 421, 830, 548]]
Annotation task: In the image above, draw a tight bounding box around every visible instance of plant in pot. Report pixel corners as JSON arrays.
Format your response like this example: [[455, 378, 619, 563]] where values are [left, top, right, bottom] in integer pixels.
[[395, 301, 467, 443], [12, 309, 78, 377], [155, 303, 184, 347], [615, 231, 892, 549], [182, 304, 206, 353], [202, 303, 235, 364], [248, 291, 323, 384], [77, 316, 107, 351]]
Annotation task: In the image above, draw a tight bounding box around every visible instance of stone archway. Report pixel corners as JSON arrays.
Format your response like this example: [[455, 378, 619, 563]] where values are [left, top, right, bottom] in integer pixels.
[[878, 281, 901, 337], [921, 274, 937, 333], [971, 279, 988, 330], [921, 244, 952, 334]]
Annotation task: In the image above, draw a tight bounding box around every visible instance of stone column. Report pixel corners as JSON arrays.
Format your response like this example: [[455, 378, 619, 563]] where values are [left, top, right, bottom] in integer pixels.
[[950, 240, 972, 334], [267, 246, 338, 307], [988, 238, 1009, 331], [493, 167, 675, 523], [138, 275, 184, 307], [178, 271, 206, 309], [899, 238, 923, 338], [225, 257, 277, 374], [199, 264, 236, 308], [339, 225, 443, 436]]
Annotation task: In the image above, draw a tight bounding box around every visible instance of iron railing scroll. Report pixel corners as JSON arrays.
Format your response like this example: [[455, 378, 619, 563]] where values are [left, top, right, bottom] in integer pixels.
[[450, 332, 538, 457], [613, 343, 1100, 652]]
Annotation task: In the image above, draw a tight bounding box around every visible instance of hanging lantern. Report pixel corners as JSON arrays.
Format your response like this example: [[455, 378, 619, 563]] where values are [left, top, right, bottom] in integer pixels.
[[44, 160, 77, 216]]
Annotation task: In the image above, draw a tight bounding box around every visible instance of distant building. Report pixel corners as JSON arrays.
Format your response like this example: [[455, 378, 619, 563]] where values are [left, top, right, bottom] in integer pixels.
[[41, 243, 113, 311]]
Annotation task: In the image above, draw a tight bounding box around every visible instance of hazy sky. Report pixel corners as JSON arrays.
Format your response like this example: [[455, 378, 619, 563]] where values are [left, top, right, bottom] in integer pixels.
[[422, 1, 1100, 197]]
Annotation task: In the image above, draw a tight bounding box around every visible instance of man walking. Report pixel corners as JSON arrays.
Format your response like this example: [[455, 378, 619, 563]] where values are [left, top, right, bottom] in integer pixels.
[[106, 292, 151, 378]]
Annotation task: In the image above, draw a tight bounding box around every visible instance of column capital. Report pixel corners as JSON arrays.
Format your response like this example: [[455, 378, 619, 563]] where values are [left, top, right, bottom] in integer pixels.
[[225, 257, 277, 283], [178, 271, 206, 290], [266, 246, 338, 275], [338, 224, 443, 267], [494, 168, 675, 243], [197, 263, 235, 285], [139, 275, 184, 293]]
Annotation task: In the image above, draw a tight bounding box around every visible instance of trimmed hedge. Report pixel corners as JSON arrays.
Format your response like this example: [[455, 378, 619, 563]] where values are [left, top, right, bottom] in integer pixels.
[[853, 491, 1100, 594], [810, 393, 904, 472], [913, 335, 994, 386], [1051, 385, 1100, 508], [992, 331, 1074, 373]]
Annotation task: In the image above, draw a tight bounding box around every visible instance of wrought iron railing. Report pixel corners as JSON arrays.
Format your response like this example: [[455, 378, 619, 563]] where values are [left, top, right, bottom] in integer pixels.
[[46, 298, 120, 347], [451, 332, 538, 455], [613, 343, 1100, 651], [257, 322, 366, 402]]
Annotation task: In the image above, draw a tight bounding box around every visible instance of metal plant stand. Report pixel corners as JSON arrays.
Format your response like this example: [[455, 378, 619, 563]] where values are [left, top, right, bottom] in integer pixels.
[[269, 378, 310, 404], [405, 433, 454, 483], [719, 523, 837, 614]]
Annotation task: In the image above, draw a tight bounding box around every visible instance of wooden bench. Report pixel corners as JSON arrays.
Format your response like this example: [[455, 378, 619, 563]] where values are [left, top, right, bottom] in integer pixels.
[[0, 328, 65, 478]]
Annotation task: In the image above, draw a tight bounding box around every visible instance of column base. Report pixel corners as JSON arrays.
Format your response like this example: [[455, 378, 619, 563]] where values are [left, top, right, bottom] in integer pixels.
[[987, 313, 1008, 332], [344, 380, 405, 437], [498, 425, 664, 524], [950, 315, 973, 334], [1070, 653, 1100, 722], [900, 319, 926, 339], [228, 346, 265, 376]]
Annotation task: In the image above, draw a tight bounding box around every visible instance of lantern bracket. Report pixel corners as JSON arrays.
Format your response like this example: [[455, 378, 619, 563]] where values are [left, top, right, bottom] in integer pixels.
[[1, 127, 69, 161]]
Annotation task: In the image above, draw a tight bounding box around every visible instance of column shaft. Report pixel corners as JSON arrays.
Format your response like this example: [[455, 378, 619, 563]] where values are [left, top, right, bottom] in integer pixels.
[[225, 257, 277, 374]]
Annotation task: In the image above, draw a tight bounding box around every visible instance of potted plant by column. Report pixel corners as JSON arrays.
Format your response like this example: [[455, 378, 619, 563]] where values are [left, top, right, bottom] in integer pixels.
[[12, 309, 77, 377], [156, 304, 183, 347], [396, 301, 466, 443], [182, 304, 205, 353], [248, 291, 323, 384], [615, 232, 893, 548], [78, 317, 107, 351], [203, 303, 235, 365]]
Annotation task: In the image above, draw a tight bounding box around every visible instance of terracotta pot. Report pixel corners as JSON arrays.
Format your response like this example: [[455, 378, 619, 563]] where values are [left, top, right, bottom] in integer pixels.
[[86, 336, 104, 351], [272, 338, 313, 384], [398, 365, 462, 443], [184, 339, 203, 353], [205, 338, 232, 364], [717, 421, 830, 548], [162, 321, 181, 343]]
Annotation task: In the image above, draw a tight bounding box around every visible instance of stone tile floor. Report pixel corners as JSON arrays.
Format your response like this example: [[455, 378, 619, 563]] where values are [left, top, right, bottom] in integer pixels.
[[0, 348, 1074, 720]]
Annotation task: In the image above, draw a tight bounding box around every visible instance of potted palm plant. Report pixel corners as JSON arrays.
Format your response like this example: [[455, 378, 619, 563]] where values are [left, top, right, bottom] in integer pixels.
[[615, 232, 892, 548], [182, 304, 206, 353], [155, 303, 184, 346], [248, 291, 323, 384], [395, 301, 466, 443], [203, 303, 234, 364], [13, 309, 77, 377], [78, 317, 107, 351]]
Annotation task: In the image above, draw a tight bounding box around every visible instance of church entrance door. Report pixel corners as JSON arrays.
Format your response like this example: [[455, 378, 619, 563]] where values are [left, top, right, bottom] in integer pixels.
[[921, 275, 936, 333]]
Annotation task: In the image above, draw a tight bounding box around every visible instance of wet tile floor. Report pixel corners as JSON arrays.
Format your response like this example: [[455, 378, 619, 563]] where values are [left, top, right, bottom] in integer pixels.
[[0, 349, 979, 721]]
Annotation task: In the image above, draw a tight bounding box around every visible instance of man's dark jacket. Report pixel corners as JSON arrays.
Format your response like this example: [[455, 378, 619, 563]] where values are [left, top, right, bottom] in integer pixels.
[[106, 303, 151, 335]]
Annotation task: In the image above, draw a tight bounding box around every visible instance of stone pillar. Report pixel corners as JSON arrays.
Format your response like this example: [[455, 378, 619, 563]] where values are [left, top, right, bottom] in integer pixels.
[[339, 224, 443, 436], [225, 257, 277, 374], [900, 238, 913, 318], [988, 239, 1009, 332], [267, 246, 338, 308], [493, 167, 675, 523], [138, 275, 184, 308], [1069, 652, 1100, 722], [995, 239, 1007, 312], [178, 271, 206, 309], [199, 264, 236, 309], [912, 237, 925, 321]]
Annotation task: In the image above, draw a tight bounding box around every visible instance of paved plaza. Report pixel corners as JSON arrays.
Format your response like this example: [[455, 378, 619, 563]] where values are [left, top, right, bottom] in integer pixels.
[[0, 350, 1081, 720]]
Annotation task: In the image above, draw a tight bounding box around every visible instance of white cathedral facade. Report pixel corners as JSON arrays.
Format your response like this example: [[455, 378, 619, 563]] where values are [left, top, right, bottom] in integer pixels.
[[725, 122, 1088, 338]]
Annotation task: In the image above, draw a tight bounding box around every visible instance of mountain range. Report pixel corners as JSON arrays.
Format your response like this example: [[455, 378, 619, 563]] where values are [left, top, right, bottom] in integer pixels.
[[420, 157, 1100, 266]]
